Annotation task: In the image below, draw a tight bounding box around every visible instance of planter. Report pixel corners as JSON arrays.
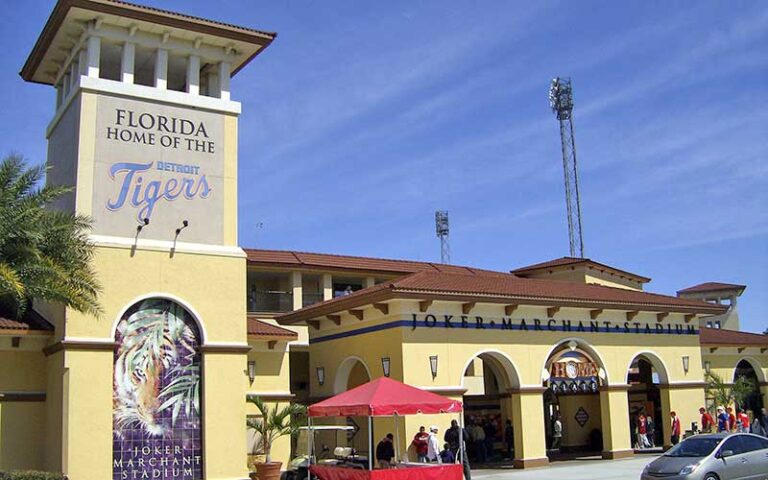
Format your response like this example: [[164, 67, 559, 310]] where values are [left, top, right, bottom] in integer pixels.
[[253, 461, 283, 480]]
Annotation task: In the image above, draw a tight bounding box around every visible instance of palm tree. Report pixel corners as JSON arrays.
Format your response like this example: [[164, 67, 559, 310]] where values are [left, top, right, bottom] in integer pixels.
[[246, 395, 306, 464], [0, 155, 101, 318], [705, 371, 755, 409]]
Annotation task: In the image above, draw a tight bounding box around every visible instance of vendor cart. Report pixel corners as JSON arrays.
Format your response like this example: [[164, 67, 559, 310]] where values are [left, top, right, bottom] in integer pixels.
[[306, 377, 465, 480]]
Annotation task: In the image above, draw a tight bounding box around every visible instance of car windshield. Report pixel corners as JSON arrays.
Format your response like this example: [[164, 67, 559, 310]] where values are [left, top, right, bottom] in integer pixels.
[[665, 437, 722, 457]]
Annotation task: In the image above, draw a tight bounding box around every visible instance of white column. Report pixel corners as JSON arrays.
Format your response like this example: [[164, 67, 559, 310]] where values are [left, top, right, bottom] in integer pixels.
[[78, 49, 88, 76], [187, 54, 200, 95], [291, 272, 303, 311], [155, 48, 168, 89], [364, 277, 375, 288], [322, 274, 333, 301], [62, 73, 71, 97], [218, 61, 231, 101], [121, 42, 135, 84], [55, 84, 63, 108], [86, 35, 101, 78]]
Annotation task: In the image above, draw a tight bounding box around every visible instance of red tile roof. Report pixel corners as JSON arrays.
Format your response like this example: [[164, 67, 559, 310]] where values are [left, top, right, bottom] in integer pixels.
[[511, 257, 651, 283], [0, 309, 54, 333], [247, 316, 298, 339], [278, 270, 726, 324], [677, 282, 746, 295], [699, 327, 767, 346], [244, 248, 506, 277]]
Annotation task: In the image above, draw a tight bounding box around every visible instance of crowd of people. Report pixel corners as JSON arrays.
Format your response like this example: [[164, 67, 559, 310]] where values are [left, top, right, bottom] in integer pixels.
[[632, 405, 768, 450]]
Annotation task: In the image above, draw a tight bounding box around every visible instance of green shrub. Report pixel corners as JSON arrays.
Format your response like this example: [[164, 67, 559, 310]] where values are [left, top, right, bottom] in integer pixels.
[[0, 471, 64, 480]]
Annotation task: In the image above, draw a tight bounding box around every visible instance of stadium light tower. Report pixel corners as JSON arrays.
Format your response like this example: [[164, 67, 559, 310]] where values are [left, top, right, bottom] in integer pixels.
[[435, 210, 450, 264], [549, 77, 585, 258]]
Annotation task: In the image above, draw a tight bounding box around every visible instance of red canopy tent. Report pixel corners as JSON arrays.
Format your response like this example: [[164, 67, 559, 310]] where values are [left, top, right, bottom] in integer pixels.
[[308, 377, 463, 417], [307, 378, 464, 480]]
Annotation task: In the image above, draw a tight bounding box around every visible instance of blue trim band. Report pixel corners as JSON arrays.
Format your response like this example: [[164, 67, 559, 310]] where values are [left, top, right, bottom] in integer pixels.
[[309, 319, 699, 344]]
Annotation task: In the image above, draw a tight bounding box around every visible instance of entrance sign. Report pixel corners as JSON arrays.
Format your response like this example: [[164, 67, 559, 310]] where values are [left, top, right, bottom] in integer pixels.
[[547, 350, 599, 395], [113, 299, 203, 480], [94, 96, 225, 244]]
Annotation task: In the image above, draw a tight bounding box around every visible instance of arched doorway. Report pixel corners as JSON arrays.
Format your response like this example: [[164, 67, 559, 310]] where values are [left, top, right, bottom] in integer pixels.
[[461, 351, 520, 464], [542, 340, 606, 459], [734, 359, 764, 413], [331, 357, 372, 455], [113, 298, 203, 480], [626, 353, 669, 450]]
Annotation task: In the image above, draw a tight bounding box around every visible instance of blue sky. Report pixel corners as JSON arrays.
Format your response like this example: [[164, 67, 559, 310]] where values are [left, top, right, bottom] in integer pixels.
[[2, 1, 766, 333]]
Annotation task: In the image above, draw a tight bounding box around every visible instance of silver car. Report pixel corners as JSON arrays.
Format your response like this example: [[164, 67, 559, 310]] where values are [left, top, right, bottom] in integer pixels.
[[640, 433, 768, 480]]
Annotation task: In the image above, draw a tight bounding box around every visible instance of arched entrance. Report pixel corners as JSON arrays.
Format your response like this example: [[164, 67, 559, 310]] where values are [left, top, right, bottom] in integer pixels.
[[542, 340, 606, 459], [626, 353, 669, 450], [113, 298, 203, 480], [734, 359, 764, 413], [331, 357, 372, 455], [461, 351, 520, 464]]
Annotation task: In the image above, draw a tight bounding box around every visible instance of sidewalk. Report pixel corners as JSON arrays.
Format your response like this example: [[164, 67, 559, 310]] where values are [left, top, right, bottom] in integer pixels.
[[471, 455, 656, 480]]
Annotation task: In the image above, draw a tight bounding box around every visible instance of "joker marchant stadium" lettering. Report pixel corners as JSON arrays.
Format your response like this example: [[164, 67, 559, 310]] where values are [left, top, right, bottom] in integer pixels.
[[410, 313, 698, 335]]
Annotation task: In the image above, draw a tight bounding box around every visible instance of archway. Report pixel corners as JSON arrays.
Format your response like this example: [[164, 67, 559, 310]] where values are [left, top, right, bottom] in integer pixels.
[[626, 352, 669, 451], [734, 359, 764, 413], [542, 340, 606, 459], [113, 298, 203, 480], [331, 357, 372, 455], [460, 351, 520, 464]]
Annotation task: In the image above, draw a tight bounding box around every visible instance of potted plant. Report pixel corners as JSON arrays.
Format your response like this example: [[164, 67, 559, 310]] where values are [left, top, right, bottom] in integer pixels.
[[246, 396, 306, 480]]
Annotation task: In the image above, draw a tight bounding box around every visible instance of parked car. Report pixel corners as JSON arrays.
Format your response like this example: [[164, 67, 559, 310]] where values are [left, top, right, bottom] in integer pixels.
[[640, 432, 768, 480]]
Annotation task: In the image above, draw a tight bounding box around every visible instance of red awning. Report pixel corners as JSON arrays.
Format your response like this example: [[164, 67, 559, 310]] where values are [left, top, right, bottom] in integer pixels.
[[308, 377, 463, 417]]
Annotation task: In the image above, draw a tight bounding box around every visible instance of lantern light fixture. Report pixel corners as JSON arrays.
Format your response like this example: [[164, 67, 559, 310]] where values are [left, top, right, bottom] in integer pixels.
[[429, 355, 438, 379], [381, 357, 391, 377], [682, 355, 690, 374], [704, 361, 711, 375], [316, 366, 325, 386], [247, 360, 256, 384]]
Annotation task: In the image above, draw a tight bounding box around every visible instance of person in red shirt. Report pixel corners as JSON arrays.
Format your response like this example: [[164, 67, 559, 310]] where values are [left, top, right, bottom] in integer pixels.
[[736, 409, 750, 433], [636, 412, 649, 449], [699, 407, 715, 433], [670, 411, 681, 445], [727, 407, 737, 432], [411, 426, 430, 463]]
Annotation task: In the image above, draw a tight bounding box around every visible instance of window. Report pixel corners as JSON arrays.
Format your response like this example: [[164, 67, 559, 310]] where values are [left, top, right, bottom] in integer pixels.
[[99, 41, 122, 81], [719, 436, 746, 456], [715, 321, 721, 329], [706, 322, 712, 328], [740, 434, 768, 452]]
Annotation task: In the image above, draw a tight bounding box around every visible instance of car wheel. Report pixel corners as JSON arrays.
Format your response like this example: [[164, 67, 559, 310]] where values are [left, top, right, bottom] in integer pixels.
[[703, 474, 719, 480]]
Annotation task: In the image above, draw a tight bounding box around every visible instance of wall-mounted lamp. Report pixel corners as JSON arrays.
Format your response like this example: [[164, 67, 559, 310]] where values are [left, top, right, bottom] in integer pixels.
[[247, 360, 256, 384], [316, 366, 325, 386], [704, 361, 711, 375], [136, 217, 150, 233], [429, 355, 438, 380], [381, 357, 391, 377], [682, 355, 690, 374], [175, 219, 189, 236]]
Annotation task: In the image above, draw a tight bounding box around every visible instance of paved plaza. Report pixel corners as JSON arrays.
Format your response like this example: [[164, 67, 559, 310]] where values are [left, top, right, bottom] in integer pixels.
[[473, 456, 657, 480]]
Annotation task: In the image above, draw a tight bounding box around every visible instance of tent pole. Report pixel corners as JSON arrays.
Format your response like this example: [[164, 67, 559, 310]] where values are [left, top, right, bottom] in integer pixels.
[[394, 414, 400, 464], [459, 412, 465, 465], [368, 417, 373, 470], [307, 416, 313, 480]]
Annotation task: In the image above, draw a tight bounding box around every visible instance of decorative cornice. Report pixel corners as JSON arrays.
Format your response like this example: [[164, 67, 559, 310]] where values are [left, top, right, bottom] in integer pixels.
[[43, 339, 117, 356], [201, 343, 251, 354], [599, 384, 631, 392], [660, 382, 707, 390], [246, 392, 295, 401]]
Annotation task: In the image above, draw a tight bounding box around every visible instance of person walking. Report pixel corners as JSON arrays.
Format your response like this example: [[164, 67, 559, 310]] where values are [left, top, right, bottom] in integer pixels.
[[726, 407, 737, 432], [636, 411, 649, 449], [699, 407, 715, 433], [427, 426, 442, 463], [670, 412, 681, 445], [749, 410, 766, 437], [444, 419, 472, 480], [376, 433, 395, 468], [646, 415, 656, 448], [411, 426, 430, 463], [736, 408, 750, 433], [504, 419, 514, 459], [552, 414, 563, 452], [760, 408, 768, 437], [716, 406, 730, 432], [471, 420, 487, 463]]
